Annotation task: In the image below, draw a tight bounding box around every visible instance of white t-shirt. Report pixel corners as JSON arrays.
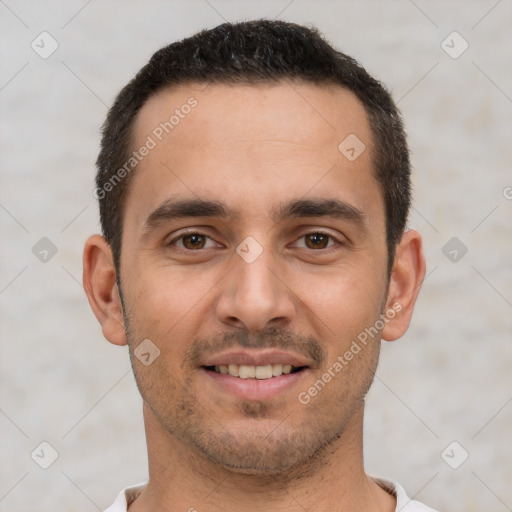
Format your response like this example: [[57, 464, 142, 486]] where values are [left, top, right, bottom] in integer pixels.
[[103, 478, 439, 511]]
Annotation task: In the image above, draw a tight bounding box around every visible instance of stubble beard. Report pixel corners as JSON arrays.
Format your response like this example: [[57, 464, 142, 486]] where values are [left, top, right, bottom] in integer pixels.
[[127, 338, 380, 478], [119, 283, 381, 477]]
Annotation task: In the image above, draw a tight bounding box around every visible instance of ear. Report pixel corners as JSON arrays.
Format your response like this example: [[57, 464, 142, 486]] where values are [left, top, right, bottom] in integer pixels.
[[381, 229, 426, 342], [83, 234, 127, 346]]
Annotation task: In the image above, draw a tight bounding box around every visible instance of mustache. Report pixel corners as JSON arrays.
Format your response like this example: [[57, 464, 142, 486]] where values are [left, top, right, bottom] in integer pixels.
[[184, 327, 326, 367]]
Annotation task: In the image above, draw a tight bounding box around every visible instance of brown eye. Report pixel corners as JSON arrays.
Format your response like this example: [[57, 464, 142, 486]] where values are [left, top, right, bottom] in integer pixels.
[[167, 231, 220, 252], [304, 233, 331, 249], [181, 234, 206, 249]]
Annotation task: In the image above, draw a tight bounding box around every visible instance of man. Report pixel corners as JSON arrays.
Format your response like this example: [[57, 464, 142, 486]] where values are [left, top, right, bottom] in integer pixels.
[[83, 19, 435, 511]]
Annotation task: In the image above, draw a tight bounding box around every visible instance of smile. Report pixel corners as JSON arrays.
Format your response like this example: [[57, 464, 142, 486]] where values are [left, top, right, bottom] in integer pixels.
[[206, 364, 305, 379]]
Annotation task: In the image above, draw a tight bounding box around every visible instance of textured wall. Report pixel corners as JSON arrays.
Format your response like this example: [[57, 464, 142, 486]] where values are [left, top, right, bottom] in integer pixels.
[[1, 1, 511, 511]]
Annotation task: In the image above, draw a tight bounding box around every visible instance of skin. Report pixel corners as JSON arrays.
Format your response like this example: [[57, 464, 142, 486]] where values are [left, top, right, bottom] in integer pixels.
[[83, 81, 425, 512]]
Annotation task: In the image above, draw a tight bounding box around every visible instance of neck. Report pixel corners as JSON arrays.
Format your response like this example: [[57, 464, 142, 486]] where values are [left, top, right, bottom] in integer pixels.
[[129, 403, 395, 512]]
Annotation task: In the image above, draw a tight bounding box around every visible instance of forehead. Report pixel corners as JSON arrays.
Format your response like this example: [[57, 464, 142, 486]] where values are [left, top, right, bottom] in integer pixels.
[[126, 81, 381, 229], [135, 80, 371, 152]]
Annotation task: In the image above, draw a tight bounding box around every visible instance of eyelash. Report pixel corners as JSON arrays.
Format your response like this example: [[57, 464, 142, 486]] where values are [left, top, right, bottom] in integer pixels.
[[166, 230, 342, 252]]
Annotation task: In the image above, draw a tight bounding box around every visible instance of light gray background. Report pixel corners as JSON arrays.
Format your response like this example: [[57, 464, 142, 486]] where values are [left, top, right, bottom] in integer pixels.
[[1, 1, 511, 511]]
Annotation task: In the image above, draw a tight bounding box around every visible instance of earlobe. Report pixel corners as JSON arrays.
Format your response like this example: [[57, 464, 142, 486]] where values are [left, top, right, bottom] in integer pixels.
[[381, 229, 426, 342], [83, 234, 127, 346]]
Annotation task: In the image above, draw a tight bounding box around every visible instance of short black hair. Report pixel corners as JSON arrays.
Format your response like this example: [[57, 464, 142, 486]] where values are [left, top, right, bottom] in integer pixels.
[[96, 19, 411, 276]]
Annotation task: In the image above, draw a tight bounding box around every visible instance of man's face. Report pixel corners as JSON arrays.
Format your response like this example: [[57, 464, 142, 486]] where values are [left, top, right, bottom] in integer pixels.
[[119, 81, 390, 473]]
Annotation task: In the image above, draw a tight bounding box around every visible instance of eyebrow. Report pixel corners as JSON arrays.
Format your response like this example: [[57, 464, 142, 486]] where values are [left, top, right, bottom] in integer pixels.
[[142, 197, 367, 235], [273, 198, 367, 227], [142, 198, 235, 235]]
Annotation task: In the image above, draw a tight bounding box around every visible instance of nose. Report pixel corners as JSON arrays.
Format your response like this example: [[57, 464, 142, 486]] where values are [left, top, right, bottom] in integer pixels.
[[215, 247, 296, 331]]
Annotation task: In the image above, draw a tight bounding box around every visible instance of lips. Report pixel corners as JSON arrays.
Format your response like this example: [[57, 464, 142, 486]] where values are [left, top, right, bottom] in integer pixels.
[[202, 365, 309, 401], [200, 348, 312, 369], [199, 349, 311, 399]]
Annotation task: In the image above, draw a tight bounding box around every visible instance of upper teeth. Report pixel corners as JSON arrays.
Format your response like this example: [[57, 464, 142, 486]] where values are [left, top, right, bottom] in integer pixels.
[[214, 364, 293, 379]]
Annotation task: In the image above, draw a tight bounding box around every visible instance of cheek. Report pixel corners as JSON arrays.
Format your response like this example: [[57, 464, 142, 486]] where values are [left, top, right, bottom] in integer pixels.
[[124, 265, 218, 346], [295, 264, 386, 356]]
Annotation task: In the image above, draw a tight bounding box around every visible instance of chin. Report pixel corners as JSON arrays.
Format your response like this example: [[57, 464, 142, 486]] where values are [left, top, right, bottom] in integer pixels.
[[222, 462, 299, 477], [187, 424, 334, 479], [203, 450, 305, 476]]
